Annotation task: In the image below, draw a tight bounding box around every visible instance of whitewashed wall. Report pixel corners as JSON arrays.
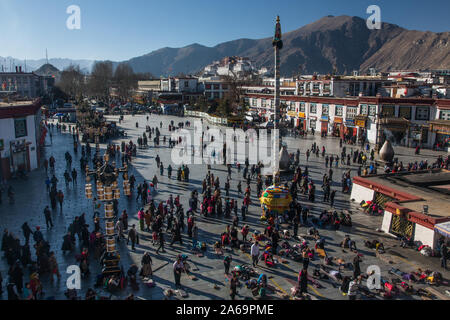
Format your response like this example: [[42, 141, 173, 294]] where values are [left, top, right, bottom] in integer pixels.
[[350, 183, 375, 203], [414, 223, 435, 248], [381, 211, 392, 233]]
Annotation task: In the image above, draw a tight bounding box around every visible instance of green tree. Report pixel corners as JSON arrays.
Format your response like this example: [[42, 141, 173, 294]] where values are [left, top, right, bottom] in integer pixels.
[[217, 98, 232, 117]]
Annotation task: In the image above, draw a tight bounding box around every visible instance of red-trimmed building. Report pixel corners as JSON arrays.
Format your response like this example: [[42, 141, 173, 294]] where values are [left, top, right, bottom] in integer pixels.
[[0, 99, 45, 180], [244, 91, 450, 150], [350, 171, 450, 249]]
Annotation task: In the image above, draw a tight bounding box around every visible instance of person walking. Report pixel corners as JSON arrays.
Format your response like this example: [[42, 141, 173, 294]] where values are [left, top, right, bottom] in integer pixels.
[[140, 252, 153, 278], [173, 255, 185, 288], [353, 255, 362, 279], [441, 242, 448, 270], [21, 223, 33, 245], [293, 214, 300, 238], [115, 219, 125, 242], [192, 224, 199, 250], [57, 190, 64, 212], [330, 190, 336, 207], [48, 251, 61, 283], [127, 225, 138, 251], [251, 241, 260, 267], [43, 206, 53, 229], [156, 230, 165, 254], [297, 268, 308, 297], [230, 272, 239, 300], [224, 255, 232, 275]]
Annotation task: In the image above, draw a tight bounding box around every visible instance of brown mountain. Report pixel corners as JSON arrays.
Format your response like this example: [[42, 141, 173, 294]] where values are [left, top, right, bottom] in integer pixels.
[[123, 15, 449, 76]]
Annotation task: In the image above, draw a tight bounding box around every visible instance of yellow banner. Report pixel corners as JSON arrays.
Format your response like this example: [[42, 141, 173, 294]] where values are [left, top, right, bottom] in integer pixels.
[[355, 119, 366, 127], [298, 112, 305, 118]]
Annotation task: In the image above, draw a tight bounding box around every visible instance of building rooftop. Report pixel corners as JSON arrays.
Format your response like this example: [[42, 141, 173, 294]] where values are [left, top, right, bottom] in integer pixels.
[[355, 170, 450, 219]]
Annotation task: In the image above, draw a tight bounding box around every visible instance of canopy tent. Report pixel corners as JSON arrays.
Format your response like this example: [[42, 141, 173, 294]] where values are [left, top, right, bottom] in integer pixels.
[[260, 185, 292, 220], [435, 221, 450, 238]]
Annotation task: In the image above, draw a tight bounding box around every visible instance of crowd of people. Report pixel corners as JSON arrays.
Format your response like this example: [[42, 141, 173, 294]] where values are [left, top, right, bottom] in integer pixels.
[[1, 113, 449, 301]]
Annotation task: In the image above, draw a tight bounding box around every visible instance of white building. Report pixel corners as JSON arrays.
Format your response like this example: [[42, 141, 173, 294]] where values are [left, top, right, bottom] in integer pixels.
[[0, 99, 44, 180]]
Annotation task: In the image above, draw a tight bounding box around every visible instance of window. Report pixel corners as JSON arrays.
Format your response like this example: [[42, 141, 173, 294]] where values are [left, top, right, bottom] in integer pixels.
[[398, 106, 411, 119], [346, 107, 357, 119], [252, 99, 257, 107], [310, 119, 316, 129], [15, 118, 27, 138], [313, 83, 320, 92], [335, 105, 343, 117], [439, 110, 450, 120], [222, 84, 228, 90], [360, 104, 368, 115], [310, 103, 317, 114], [205, 84, 211, 90], [213, 84, 220, 90], [300, 102, 306, 112], [368, 105, 377, 116], [322, 104, 329, 116], [381, 105, 395, 117], [184, 81, 189, 88], [415, 107, 429, 120]]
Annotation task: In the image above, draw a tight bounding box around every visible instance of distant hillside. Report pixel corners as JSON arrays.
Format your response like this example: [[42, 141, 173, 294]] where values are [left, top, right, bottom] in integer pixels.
[[2, 15, 449, 77], [0, 57, 95, 73], [123, 15, 450, 76]]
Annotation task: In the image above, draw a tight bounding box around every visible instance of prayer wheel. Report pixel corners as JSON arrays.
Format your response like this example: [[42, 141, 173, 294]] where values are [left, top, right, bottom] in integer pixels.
[[113, 189, 120, 199], [105, 222, 115, 236], [106, 238, 116, 252], [105, 204, 114, 218], [112, 180, 118, 188], [85, 184, 93, 198], [97, 188, 105, 201], [104, 186, 113, 200]]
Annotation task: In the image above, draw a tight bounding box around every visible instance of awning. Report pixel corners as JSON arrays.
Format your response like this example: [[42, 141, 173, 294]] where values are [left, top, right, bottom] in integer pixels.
[[435, 221, 450, 237], [429, 120, 450, 134]]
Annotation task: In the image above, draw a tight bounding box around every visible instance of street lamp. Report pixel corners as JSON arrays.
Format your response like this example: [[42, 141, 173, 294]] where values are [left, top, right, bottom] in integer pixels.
[[84, 152, 130, 276]]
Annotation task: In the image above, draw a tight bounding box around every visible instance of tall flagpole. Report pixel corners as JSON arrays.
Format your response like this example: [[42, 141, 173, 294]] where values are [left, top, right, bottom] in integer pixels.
[[272, 16, 283, 184]]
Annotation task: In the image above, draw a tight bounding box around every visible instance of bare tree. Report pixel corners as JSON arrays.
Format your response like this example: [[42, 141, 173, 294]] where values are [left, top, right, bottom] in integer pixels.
[[88, 61, 113, 100], [114, 63, 137, 101], [221, 69, 259, 112], [57, 64, 85, 99]]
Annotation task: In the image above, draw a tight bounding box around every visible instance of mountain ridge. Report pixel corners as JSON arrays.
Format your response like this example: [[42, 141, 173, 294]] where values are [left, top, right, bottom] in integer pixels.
[[2, 15, 449, 76]]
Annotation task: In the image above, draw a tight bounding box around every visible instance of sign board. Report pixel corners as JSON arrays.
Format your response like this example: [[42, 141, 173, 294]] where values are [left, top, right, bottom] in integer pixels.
[[355, 119, 366, 127], [345, 119, 355, 127], [334, 117, 343, 124]]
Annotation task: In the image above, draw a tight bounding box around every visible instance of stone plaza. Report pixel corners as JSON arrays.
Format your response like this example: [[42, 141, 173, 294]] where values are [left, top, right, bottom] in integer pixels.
[[1, 113, 449, 300]]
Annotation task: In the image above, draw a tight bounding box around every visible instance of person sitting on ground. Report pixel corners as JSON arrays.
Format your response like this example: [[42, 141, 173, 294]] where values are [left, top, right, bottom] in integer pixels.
[[213, 241, 223, 256]]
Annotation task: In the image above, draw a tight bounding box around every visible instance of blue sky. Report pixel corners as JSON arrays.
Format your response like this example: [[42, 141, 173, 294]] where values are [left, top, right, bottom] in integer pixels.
[[0, 0, 449, 61]]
